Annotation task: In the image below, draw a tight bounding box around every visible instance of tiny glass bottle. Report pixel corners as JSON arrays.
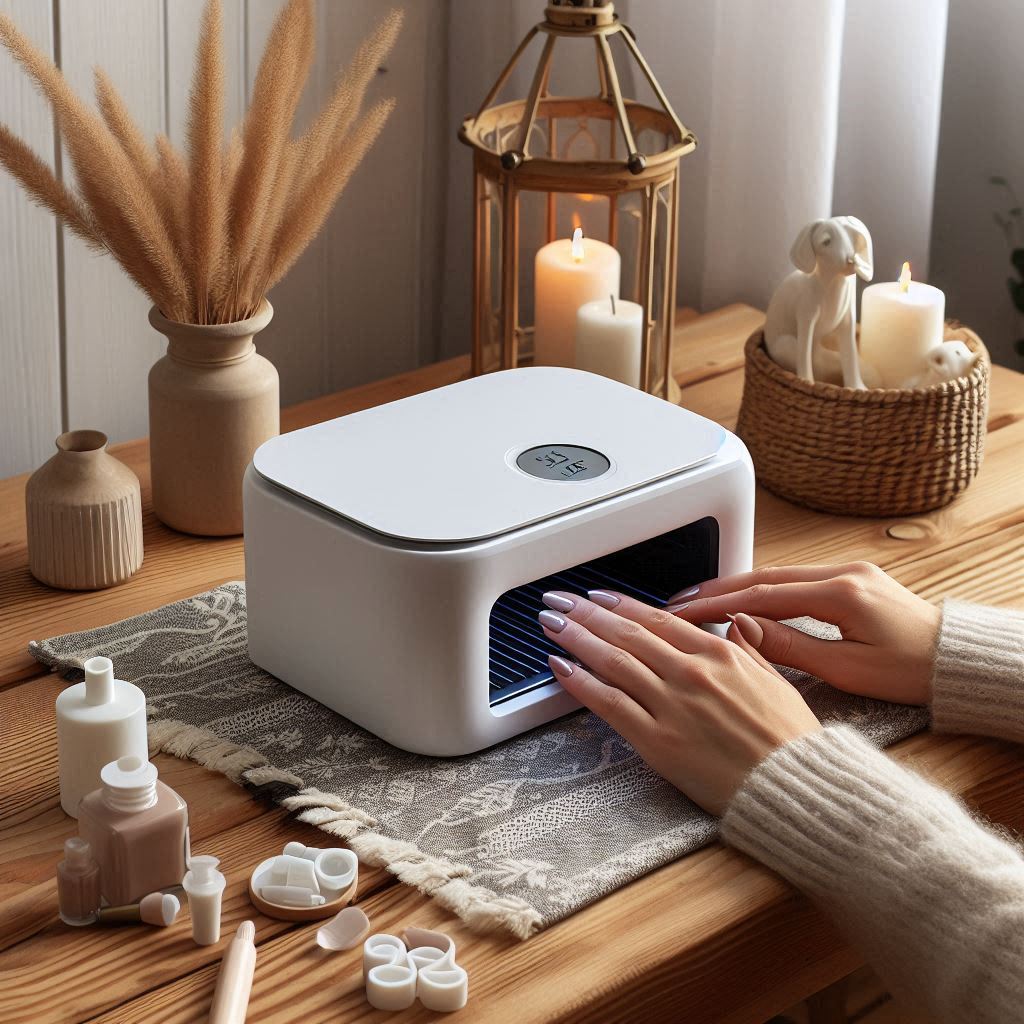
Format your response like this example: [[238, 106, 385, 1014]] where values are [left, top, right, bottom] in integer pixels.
[[57, 837, 101, 926], [77, 756, 189, 906]]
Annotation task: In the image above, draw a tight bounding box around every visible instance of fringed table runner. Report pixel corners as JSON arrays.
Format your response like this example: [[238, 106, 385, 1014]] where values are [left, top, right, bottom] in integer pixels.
[[31, 582, 929, 939]]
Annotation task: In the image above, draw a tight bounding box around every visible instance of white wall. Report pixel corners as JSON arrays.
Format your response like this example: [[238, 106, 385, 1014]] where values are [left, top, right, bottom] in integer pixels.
[[0, 0, 447, 477], [929, 0, 1024, 368]]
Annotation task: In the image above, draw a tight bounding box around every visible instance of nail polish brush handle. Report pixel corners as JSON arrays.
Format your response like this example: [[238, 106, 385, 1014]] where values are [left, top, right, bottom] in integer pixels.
[[209, 920, 256, 1024]]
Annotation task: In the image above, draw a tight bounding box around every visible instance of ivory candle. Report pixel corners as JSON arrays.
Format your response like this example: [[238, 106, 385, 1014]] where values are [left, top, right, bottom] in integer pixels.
[[575, 296, 643, 387], [858, 262, 945, 388], [534, 228, 620, 368]]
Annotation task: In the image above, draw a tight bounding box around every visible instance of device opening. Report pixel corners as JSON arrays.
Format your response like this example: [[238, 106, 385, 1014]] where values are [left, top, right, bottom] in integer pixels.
[[488, 517, 720, 707]]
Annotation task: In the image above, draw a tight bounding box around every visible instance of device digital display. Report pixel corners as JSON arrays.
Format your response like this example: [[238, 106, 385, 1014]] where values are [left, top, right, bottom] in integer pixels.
[[516, 444, 611, 482]]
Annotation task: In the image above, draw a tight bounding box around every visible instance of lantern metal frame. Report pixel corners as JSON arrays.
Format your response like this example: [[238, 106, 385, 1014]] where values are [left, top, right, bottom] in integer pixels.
[[459, 0, 696, 398]]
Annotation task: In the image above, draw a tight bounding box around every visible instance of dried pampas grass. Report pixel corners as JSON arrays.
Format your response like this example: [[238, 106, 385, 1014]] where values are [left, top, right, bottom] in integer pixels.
[[0, 0, 400, 325]]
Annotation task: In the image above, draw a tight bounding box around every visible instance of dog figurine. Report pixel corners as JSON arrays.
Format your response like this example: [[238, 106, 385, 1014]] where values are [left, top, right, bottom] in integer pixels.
[[901, 340, 978, 389], [765, 216, 874, 389]]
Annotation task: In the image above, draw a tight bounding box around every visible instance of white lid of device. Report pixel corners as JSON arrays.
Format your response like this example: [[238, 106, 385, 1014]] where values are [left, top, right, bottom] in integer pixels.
[[253, 367, 726, 544]]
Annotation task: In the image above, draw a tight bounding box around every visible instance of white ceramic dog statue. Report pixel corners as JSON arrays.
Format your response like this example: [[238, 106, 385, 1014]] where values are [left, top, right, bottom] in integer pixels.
[[765, 216, 874, 389], [901, 340, 978, 388]]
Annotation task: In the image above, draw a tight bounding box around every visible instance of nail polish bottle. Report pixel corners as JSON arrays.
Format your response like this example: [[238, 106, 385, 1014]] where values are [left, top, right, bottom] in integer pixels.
[[55, 656, 148, 818], [57, 837, 101, 926], [77, 756, 190, 906]]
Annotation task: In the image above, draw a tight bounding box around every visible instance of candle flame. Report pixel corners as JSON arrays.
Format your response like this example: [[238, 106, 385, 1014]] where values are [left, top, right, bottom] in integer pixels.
[[899, 261, 912, 292], [571, 226, 584, 263]]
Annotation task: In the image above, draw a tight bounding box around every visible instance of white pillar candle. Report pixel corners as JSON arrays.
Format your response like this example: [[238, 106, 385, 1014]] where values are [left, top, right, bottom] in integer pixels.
[[575, 296, 643, 387], [534, 228, 620, 368], [858, 262, 945, 388]]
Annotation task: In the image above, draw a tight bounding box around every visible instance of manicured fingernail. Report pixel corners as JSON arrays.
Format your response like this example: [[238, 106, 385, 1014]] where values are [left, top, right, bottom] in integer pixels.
[[539, 610, 567, 633], [730, 612, 764, 648], [549, 656, 574, 678], [667, 584, 700, 603], [588, 590, 620, 609], [542, 592, 575, 612], [664, 601, 691, 614]]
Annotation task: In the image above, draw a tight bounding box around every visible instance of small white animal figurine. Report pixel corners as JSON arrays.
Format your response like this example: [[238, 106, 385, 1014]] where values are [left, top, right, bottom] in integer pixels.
[[901, 340, 978, 389], [765, 216, 874, 389]]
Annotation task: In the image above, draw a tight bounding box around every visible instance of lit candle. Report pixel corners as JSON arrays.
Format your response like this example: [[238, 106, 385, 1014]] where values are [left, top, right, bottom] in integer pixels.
[[858, 262, 945, 388], [534, 228, 620, 368], [575, 295, 643, 387]]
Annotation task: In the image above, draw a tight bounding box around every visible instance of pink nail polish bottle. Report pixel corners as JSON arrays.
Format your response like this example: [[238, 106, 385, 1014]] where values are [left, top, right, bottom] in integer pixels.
[[77, 756, 190, 906]]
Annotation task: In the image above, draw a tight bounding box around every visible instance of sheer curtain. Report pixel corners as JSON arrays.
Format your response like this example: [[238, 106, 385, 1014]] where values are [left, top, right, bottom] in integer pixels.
[[441, 0, 948, 352]]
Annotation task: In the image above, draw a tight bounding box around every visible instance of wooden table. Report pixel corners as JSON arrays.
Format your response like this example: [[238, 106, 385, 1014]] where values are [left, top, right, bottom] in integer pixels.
[[2, 305, 1023, 1024]]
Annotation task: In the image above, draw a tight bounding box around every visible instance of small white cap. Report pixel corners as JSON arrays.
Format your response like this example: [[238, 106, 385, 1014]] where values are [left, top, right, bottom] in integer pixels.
[[101, 756, 158, 811], [84, 656, 115, 705], [183, 855, 225, 895]]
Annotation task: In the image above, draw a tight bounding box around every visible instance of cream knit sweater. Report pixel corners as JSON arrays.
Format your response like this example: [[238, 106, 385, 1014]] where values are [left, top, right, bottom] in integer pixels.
[[721, 599, 1024, 1024]]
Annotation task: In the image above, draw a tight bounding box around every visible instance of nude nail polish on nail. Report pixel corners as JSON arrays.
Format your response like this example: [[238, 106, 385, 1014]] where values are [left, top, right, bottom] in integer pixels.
[[539, 610, 567, 632], [732, 612, 764, 648], [588, 590, 620, 609], [664, 601, 691, 614], [549, 656, 574, 677], [667, 584, 701, 603], [542, 592, 575, 612]]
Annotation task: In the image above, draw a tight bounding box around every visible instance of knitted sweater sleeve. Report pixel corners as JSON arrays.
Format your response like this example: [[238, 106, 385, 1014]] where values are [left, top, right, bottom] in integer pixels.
[[930, 598, 1024, 741], [720, 600, 1024, 1023]]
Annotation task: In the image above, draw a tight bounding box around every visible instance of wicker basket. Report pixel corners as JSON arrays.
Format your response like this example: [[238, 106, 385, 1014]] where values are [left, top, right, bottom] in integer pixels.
[[736, 324, 990, 517]]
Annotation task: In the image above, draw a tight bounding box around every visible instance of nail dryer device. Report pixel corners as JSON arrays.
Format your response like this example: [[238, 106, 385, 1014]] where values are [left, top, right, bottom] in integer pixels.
[[244, 367, 754, 756]]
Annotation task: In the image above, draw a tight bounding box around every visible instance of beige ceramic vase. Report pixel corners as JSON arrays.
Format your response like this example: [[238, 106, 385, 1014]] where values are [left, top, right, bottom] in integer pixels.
[[26, 430, 144, 590], [148, 299, 278, 536]]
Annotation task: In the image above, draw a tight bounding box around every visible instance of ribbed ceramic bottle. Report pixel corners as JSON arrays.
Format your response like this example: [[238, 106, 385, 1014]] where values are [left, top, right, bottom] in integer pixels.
[[25, 430, 143, 590], [148, 299, 278, 536]]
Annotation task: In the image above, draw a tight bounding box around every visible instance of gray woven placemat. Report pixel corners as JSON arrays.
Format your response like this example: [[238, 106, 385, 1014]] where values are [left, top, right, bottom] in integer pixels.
[[31, 582, 929, 938]]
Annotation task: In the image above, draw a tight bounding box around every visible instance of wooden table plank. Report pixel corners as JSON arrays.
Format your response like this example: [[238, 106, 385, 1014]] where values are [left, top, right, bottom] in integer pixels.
[[61, 731, 1024, 1024], [2, 304, 1023, 1024]]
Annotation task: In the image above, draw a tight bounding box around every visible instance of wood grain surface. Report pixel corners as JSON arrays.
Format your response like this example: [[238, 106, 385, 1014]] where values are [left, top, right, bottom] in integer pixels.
[[1, 304, 1022, 1024]]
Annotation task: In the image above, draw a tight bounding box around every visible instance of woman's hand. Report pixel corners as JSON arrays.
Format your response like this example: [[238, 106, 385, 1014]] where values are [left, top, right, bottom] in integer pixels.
[[539, 591, 820, 815], [666, 561, 941, 706]]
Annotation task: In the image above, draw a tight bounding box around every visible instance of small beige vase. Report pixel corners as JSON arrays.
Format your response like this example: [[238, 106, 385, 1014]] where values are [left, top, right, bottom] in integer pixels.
[[26, 430, 144, 590], [148, 299, 279, 536]]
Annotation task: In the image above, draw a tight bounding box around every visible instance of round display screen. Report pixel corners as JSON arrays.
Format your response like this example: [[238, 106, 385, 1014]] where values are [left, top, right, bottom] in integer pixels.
[[515, 444, 611, 482]]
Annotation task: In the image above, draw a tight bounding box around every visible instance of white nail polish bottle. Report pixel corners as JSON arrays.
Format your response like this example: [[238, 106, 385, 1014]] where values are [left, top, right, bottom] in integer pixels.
[[55, 656, 148, 818]]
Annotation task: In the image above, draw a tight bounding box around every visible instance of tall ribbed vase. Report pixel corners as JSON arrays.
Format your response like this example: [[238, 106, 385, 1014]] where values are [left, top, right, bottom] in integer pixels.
[[148, 299, 278, 536], [26, 430, 144, 590]]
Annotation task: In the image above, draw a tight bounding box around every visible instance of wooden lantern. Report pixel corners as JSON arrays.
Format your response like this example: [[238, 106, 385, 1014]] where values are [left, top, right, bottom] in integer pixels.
[[459, 0, 696, 399]]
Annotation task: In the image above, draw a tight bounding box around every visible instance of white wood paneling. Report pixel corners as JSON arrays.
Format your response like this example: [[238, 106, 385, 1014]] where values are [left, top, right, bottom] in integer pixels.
[[243, 0, 330, 406], [0, 0, 456, 472], [0, 0, 62, 478], [59, 0, 166, 446], [321, 1, 447, 387], [249, 0, 446, 402]]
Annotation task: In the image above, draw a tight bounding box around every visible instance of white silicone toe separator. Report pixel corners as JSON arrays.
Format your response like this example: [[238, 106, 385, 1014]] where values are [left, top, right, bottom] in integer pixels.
[[316, 906, 370, 951], [417, 964, 469, 1013], [363, 934, 417, 1011], [364, 928, 468, 1012], [313, 848, 358, 899]]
